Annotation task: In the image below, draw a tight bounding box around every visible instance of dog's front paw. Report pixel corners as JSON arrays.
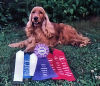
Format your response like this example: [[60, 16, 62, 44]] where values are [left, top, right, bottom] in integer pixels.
[[8, 43, 19, 48], [79, 44, 86, 47]]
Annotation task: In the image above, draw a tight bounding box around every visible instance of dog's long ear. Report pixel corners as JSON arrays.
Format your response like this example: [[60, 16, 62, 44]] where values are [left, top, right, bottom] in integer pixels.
[[25, 12, 33, 37], [42, 13, 55, 38]]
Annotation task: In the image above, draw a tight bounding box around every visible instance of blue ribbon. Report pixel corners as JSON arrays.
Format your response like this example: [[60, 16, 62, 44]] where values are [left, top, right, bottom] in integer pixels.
[[23, 53, 31, 79], [32, 57, 57, 80]]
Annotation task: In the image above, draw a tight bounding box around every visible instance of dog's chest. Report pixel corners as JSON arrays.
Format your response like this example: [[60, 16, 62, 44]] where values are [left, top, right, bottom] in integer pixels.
[[34, 29, 44, 37]]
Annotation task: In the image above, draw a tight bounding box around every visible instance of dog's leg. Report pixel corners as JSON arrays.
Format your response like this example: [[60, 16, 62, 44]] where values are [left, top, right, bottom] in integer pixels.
[[76, 34, 91, 47], [62, 25, 90, 47], [69, 33, 90, 47], [8, 37, 35, 48], [69, 32, 90, 47], [24, 38, 36, 52], [9, 41, 26, 48]]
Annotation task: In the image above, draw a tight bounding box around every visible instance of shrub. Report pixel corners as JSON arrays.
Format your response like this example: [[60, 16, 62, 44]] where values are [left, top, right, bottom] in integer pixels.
[[0, 0, 100, 28]]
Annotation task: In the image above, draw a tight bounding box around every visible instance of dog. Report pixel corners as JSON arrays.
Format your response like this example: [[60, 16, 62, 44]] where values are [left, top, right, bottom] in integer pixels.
[[9, 6, 90, 52]]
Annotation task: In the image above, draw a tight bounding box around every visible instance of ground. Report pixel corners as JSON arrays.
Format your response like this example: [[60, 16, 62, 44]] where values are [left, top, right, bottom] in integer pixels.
[[0, 20, 100, 86]]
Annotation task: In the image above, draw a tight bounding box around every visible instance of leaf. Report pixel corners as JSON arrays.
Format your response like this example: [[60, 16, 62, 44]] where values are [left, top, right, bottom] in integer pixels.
[[67, 0, 72, 4], [64, 10, 68, 14], [1, 16, 7, 22], [22, 18, 28, 24], [96, 80, 100, 85], [88, 0, 91, 2], [80, 80, 87, 85], [76, 0, 79, 6], [15, 0, 18, 3], [17, 9, 26, 12], [72, 4, 76, 10], [69, 8, 74, 15]]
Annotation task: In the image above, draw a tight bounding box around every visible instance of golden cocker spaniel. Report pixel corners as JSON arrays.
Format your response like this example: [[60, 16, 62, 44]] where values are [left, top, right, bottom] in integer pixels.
[[9, 6, 90, 52]]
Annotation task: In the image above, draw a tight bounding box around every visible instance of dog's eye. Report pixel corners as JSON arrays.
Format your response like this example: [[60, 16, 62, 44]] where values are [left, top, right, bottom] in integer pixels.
[[39, 11, 43, 14], [32, 11, 35, 13]]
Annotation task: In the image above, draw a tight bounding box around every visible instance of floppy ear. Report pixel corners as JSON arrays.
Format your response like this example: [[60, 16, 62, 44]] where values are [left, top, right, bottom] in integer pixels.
[[42, 13, 55, 38], [25, 12, 33, 37]]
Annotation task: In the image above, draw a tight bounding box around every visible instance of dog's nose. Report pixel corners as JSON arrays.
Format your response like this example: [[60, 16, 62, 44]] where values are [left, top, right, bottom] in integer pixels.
[[34, 17, 38, 21]]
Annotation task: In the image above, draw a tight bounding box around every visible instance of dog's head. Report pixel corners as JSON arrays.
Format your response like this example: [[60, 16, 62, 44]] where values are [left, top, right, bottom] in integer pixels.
[[27, 6, 55, 37], [27, 6, 47, 27], [31, 6, 45, 27]]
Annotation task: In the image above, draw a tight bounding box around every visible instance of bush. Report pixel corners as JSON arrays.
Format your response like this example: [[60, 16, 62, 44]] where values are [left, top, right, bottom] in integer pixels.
[[0, 0, 100, 27]]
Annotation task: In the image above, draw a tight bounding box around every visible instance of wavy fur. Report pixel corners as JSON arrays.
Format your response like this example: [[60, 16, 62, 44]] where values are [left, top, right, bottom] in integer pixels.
[[9, 6, 90, 52]]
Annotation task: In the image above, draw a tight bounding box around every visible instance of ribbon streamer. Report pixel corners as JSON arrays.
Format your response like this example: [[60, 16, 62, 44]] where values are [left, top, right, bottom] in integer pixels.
[[47, 49, 76, 81], [23, 53, 31, 78], [13, 50, 24, 82], [30, 53, 38, 76], [32, 57, 57, 80], [23, 53, 38, 78], [13, 47, 75, 81]]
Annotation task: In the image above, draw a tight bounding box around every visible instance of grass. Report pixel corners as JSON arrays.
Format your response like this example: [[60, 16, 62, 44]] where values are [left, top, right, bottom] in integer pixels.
[[0, 20, 100, 86]]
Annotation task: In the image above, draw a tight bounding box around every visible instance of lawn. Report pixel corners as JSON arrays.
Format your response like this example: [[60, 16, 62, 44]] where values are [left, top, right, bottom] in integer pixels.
[[0, 20, 100, 86]]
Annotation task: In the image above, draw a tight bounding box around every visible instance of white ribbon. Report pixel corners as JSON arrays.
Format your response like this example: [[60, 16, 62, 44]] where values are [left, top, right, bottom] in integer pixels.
[[30, 53, 38, 76], [13, 51, 38, 81], [13, 50, 24, 82]]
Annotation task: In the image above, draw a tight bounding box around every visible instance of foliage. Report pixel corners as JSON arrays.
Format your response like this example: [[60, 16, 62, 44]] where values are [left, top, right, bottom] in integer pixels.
[[0, 20, 100, 86], [0, 0, 100, 28]]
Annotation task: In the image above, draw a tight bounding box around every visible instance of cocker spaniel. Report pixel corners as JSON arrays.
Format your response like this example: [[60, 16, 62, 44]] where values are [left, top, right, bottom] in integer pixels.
[[9, 6, 90, 52]]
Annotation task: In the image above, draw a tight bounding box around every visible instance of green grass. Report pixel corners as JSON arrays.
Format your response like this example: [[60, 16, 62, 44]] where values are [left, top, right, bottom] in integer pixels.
[[0, 20, 100, 86]]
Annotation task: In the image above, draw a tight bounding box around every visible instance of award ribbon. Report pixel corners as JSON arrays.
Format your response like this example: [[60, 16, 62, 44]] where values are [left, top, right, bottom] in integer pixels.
[[13, 50, 24, 82], [32, 44, 57, 80], [23, 53, 38, 78], [34, 44, 49, 58], [23, 53, 31, 78], [30, 53, 38, 76], [47, 49, 76, 81], [32, 57, 57, 80]]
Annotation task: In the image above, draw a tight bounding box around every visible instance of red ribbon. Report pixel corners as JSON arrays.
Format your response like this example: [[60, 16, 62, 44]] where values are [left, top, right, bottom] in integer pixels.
[[47, 49, 76, 81]]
